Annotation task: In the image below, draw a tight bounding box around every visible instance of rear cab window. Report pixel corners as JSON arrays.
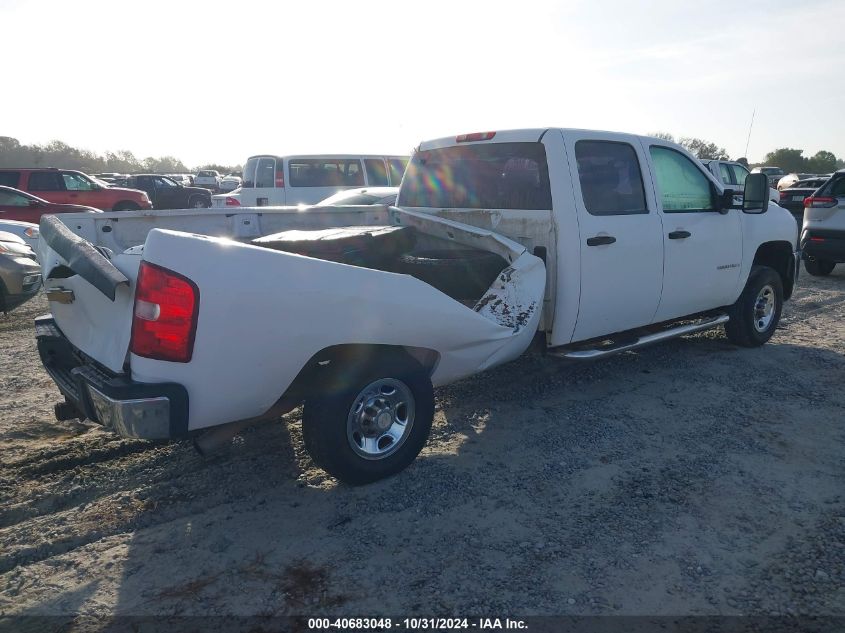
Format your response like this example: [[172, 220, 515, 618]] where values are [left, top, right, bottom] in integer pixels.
[[574, 140, 648, 215], [398, 143, 551, 209]]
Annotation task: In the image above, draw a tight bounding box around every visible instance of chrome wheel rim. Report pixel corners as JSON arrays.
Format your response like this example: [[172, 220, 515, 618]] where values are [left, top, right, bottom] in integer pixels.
[[347, 378, 415, 460], [753, 284, 776, 332]]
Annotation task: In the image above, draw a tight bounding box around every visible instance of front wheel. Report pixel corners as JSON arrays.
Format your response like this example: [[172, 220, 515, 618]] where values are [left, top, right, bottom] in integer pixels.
[[805, 258, 836, 276], [724, 266, 783, 347], [302, 357, 434, 485]]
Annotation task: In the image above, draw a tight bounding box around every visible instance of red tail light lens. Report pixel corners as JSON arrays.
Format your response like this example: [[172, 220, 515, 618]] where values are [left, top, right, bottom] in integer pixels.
[[225, 196, 240, 206], [130, 261, 199, 363], [456, 131, 496, 143], [779, 191, 789, 200], [275, 167, 285, 188], [804, 196, 836, 208]]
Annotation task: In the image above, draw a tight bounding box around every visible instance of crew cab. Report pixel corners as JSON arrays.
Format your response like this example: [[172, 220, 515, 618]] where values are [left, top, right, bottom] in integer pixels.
[[35, 129, 799, 485], [0, 168, 152, 211], [121, 175, 212, 209]]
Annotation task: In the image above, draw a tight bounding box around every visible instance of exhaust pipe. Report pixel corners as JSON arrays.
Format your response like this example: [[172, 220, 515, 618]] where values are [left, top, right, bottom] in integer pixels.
[[193, 419, 256, 457]]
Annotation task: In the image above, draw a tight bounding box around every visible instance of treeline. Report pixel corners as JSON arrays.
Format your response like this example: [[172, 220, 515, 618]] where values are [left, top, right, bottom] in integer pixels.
[[0, 136, 241, 175], [651, 132, 844, 173]]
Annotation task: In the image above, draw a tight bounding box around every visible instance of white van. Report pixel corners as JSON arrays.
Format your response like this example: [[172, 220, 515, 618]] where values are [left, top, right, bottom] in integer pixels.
[[213, 154, 409, 207]]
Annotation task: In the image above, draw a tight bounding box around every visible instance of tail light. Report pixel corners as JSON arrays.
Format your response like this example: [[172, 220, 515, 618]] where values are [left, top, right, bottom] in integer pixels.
[[456, 131, 496, 143], [130, 261, 199, 363], [225, 196, 240, 206], [275, 166, 285, 188], [779, 191, 789, 200], [804, 196, 836, 208]]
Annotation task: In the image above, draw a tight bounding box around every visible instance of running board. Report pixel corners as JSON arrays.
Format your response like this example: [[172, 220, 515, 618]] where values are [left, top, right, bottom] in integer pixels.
[[549, 314, 730, 360]]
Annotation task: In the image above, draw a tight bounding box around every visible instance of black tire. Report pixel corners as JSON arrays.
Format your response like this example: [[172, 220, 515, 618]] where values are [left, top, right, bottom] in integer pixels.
[[302, 356, 434, 485], [724, 265, 783, 347], [804, 258, 836, 277], [113, 201, 140, 211], [393, 249, 507, 300], [189, 196, 210, 209]]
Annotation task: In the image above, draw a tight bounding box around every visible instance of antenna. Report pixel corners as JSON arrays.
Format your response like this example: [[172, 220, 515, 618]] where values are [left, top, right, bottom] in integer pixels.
[[744, 108, 756, 159]]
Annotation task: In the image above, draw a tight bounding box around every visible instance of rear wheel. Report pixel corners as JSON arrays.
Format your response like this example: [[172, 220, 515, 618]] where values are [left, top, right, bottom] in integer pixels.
[[189, 196, 210, 209], [302, 356, 434, 485], [724, 266, 783, 347], [113, 201, 140, 211], [804, 258, 836, 276]]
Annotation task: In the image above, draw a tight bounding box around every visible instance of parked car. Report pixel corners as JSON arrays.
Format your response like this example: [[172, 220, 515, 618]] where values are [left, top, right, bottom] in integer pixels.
[[121, 175, 212, 209], [751, 166, 785, 188], [0, 169, 151, 211], [800, 169, 845, 276], [35, 128, 798, 485], [167, 174, 194, 187], [776, 173, 817, 191], [0, 219, 39, 252], [213, 154, 409, 207], [0, 185, 101, 222], [318, 187, 399, 206], [702, 160, 778, 205], [194, 170, 222, 192], [0, 231, 40, 313], [778, 177, 829, 217], [93, 173, 125, 185], [219, 174, 242, 193]]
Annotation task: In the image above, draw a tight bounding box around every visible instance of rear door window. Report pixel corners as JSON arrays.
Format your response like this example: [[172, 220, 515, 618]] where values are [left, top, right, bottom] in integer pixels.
[[288, 159, 365, 187], [28, 172, 65, 191], [364, 159, 389, 186], [649, 146, 715, 212], [574, 140, 647, 215], [398, 143, 551, 209], [0, 171, 21, 187]]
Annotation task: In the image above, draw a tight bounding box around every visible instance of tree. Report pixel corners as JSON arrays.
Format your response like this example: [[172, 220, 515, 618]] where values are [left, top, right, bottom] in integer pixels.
[[806, 150, 837, 174], [763, 148, 806, 173], [678, 137, 730, 160], [649, 132, 675, 142]]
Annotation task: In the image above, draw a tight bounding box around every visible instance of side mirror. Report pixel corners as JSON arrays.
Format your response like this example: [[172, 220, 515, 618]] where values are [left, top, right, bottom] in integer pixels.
[[742, 173, 769, 214]]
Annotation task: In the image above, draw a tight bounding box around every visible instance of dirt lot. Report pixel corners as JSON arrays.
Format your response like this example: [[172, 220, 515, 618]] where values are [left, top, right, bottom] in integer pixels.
[[1, 271, 844, 623]]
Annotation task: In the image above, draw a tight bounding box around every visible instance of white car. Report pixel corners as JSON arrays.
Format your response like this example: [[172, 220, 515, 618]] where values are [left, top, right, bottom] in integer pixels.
[[194, 170, 222, 192], [35, 128, 798, 485], [219, 174, 242, 193], [213, 154, 408, 208], [0, 219, 39, 253], [318, 187, 399, 206]]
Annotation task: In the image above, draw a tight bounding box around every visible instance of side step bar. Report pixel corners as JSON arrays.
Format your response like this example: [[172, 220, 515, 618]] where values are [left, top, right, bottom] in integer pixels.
[[549, 314, 730, 360]]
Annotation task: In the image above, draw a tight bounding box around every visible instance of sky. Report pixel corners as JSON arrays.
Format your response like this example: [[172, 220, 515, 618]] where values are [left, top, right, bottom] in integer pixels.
[[1, 0, 843, 168]]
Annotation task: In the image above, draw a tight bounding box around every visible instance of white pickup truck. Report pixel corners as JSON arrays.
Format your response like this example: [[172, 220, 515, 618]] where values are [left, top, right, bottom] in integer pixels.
[[35, 128, 800, 484]]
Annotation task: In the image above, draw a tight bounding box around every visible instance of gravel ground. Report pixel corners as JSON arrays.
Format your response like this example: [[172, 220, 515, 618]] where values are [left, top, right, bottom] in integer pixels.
[[0, 270, 843, 622]]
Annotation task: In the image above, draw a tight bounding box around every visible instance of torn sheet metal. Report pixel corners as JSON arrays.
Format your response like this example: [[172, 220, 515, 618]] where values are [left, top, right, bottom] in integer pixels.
[[474, 251, 545, 334]]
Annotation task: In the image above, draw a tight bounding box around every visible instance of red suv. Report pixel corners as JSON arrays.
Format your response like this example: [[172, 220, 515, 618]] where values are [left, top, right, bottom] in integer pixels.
[[0, 168, 152, 211]]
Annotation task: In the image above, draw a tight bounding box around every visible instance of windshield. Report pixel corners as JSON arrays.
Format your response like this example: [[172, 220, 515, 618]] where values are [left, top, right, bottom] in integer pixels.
[[398, 142, 552, 209]]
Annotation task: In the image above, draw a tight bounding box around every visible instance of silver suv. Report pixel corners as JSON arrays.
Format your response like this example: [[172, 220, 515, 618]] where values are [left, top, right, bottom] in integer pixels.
[[801, 169, 845, 276]]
